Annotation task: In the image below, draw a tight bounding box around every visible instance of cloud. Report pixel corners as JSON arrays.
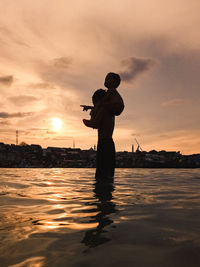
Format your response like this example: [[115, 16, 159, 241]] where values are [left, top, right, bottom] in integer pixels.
[[9, 95, 39, 106], [0, 128, 15, 133], [131, 132, 141, 137], [120, 57, 155, 82], [52, 136, 72, 141], [0, 120, 10, 125], [46, 130, 56, 134], [28, 127, 48, 131], [0, 75, 14, 86], [0, 112, 34, 118], [37, 56, 77, 91], [53, 57, 72, 69], [0, 26, 30, 48], [161, 98, 188, 107], [29, 82, 56, 90]]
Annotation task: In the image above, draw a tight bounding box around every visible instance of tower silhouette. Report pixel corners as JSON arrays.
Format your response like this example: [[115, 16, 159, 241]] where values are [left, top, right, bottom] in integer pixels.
[[16, 130, 18, 145]]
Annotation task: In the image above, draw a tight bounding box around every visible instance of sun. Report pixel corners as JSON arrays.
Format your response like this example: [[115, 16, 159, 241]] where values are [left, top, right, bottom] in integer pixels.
[[51, 118, 62, 130]]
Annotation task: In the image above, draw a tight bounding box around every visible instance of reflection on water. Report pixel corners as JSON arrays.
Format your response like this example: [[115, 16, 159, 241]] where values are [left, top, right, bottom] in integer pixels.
[[82, 179, 116, 248], [9, 256, 45, 267], [0, 168, 200, 267]]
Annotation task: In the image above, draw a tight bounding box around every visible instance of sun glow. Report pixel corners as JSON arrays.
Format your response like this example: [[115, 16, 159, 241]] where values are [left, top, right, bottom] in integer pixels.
[[51, 118, 62, 130]]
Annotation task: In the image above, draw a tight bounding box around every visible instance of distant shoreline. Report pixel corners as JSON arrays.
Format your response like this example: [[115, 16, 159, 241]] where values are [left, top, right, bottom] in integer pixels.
[[0, 142, 200, 168]]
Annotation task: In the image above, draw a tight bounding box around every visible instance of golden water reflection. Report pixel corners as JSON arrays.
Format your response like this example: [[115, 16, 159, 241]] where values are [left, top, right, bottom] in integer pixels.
[[9, 256, 45, 267], [1, 168, 200, 267]]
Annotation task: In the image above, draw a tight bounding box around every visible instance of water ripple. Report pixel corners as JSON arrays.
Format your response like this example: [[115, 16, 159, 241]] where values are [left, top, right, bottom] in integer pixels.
[[0, 168, 200, 266]]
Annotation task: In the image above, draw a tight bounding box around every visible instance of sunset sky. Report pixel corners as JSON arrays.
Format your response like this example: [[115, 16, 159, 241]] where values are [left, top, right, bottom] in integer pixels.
[[0, 0, 200, 154]]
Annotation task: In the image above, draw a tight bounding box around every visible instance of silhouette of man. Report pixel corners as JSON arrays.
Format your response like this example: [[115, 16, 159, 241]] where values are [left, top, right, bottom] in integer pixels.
[[83, 72, 124, 179]]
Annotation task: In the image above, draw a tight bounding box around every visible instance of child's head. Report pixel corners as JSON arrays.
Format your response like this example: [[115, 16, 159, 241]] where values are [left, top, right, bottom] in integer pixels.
[[104, 72, 121, 89], [92, 89, 106, 106]]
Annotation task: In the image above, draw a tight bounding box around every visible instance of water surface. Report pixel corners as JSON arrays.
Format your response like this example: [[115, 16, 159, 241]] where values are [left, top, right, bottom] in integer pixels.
[[0, 168, 200, 267]]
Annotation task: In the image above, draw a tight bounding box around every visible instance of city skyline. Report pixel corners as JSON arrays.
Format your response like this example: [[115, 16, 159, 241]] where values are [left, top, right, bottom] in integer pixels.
[[0, 0, 200, 154]]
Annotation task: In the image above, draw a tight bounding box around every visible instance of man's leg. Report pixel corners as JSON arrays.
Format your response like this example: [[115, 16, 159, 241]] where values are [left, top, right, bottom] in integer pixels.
[[95, 140, 103, 179], [96, 139, 115, 179], [106, 139, 115, 178]]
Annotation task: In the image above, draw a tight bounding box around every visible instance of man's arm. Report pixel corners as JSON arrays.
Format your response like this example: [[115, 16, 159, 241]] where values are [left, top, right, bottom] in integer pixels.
[[102, 101, 124, 116], [100, 89, 124, 116]]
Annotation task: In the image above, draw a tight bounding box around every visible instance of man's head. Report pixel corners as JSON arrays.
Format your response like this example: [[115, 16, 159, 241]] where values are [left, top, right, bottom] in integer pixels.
[[104, 72, 121, 89], [92, 89, 106, 106]]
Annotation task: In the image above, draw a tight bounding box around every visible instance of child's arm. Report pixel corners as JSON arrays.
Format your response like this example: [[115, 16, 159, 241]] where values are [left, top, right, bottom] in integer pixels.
[[80, 105, 94, 111], [83, 105, 105, 129]]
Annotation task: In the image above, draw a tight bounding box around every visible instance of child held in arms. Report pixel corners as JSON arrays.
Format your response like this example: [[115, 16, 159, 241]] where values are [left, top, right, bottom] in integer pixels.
[[83, 72, 124, 128], [82, 73, 124, 179]]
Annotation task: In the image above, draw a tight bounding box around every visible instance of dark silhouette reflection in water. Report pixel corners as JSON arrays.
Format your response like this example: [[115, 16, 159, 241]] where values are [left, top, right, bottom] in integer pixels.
[[81, 178, 117, 248]]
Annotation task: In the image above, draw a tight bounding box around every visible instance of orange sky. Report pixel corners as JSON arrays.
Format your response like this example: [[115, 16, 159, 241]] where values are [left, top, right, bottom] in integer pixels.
[[0, 0, 200, 154]]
